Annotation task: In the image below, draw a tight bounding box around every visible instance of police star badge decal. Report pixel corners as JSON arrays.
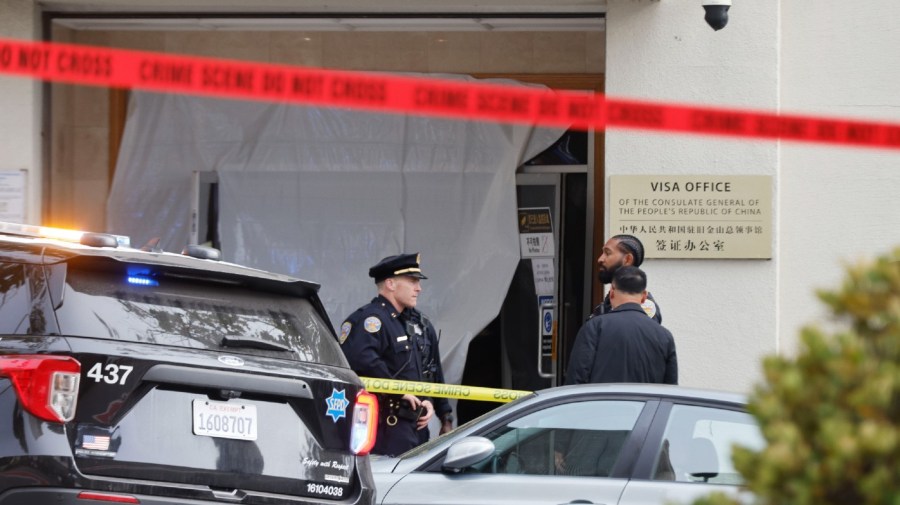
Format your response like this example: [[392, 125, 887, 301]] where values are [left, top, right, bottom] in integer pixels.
[[325, 388, 350, 422]]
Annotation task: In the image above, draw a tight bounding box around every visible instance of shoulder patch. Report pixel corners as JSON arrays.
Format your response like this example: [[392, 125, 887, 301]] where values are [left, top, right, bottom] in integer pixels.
[[339, 322, 352, 344], [364, 316, 382, 333], [641, 299, 658, 319]]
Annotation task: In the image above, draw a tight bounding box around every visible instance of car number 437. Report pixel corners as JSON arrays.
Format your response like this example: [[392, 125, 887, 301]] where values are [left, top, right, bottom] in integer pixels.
[[86, 362, 134, 385]]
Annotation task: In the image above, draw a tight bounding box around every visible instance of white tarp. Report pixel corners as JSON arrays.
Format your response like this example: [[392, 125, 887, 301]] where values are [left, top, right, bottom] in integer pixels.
[[108, 79, 562, 388]]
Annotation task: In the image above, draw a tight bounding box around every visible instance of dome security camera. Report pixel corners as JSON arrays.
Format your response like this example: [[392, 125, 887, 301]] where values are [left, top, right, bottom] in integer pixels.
[[703, 0, 731, 31]]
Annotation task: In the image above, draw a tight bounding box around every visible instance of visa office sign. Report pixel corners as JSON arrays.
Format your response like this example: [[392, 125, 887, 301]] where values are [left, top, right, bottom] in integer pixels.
[[609, 175, 773, 259]]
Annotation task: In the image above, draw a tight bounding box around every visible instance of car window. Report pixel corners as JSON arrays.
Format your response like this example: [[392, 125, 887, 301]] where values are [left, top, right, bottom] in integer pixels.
[[469, 400, 645, 477], [0, 263, 31, 333], [399, 395, 534, 460], [0, 263, 56, 335], [652, 404, 764, 485], [54, 267, 346, 364]]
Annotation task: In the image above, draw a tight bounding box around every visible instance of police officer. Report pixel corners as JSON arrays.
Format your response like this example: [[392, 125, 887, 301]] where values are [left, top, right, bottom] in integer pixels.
[[339, 253, 435, 456], [401, 307, 454, 441], [591, 234, 662, 323]]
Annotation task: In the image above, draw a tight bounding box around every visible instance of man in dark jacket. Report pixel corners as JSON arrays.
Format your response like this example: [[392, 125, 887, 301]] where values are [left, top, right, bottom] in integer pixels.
[[565, 266, 677, 385]]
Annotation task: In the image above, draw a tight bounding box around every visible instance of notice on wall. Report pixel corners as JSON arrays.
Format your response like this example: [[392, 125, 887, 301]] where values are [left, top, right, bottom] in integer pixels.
[[531, 258, 555, 296], [0, 170, 26, 224], [537, 295, 556, 374], [609, 175, 772, 259], [518, 207, 555, 258]]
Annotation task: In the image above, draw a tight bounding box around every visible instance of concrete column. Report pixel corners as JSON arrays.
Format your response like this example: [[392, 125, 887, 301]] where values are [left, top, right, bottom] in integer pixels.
[[0, 0, 41, 224]]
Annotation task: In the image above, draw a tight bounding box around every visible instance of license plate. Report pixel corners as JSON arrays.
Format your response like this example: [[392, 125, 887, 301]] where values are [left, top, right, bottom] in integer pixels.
[[192, 399, 258, 440]]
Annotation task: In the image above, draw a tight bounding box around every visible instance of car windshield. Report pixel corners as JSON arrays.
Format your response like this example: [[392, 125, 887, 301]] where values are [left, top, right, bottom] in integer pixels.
[[397, 393, 537, 460]]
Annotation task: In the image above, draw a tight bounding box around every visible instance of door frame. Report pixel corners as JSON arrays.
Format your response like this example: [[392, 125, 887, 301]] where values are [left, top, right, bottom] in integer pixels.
[[514, 173, 563, 385]]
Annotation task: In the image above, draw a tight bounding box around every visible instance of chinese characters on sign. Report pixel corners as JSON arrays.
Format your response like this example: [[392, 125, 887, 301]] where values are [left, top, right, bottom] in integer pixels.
[[609, 175, 773, 259], [517, 207, 555, 258]]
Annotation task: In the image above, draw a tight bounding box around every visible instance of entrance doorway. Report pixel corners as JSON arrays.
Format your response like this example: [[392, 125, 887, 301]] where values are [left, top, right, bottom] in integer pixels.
[[458, 130, 595, 423]]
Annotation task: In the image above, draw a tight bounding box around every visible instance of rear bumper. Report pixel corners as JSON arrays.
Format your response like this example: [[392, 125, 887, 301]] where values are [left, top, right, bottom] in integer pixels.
[[0, 486, 376, 505], [0, 451, 375, 505], [0, 488, 201, 505]]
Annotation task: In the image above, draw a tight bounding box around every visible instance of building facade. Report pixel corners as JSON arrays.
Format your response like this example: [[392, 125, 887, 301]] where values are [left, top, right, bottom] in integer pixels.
[[2, 0, 899, 395]]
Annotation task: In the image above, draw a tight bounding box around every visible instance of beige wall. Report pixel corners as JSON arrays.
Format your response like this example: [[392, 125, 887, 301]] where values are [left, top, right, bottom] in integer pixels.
[[49, 28, 605, 231], [0, 0, 41, 224]]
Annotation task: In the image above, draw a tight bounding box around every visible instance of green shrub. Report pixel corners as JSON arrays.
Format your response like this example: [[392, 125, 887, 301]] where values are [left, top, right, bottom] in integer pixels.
[[695, 248, 900, 505]]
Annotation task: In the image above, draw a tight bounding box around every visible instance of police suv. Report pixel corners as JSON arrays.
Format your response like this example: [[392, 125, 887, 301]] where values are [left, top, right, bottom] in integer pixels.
[[0, 222, 377, 505]]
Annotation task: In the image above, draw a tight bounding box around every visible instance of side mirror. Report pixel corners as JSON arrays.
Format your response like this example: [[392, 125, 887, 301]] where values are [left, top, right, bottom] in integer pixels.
[[441, 436, 495, 473]]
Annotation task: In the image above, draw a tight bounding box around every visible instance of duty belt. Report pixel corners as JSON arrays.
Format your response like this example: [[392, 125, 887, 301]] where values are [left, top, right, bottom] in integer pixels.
[[381, 395, 422, 426]]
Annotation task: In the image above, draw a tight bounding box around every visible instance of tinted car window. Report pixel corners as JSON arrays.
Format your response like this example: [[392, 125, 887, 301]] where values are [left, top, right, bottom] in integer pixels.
[[652, 404, 764, 485], [0, 263, 31, 333], [0, 262, 56, 335], [55, 268, 346, 364], [472, 400, 645, 477]]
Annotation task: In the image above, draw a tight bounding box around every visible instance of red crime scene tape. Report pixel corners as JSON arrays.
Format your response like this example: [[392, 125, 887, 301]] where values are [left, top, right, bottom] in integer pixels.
[[3, 37, 900, 151]]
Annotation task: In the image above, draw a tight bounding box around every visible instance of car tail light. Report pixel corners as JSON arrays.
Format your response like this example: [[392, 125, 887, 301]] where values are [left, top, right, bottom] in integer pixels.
[[77, 491, 140, 503], [0, 355, 80, 423], [350, 390, 378, 455]]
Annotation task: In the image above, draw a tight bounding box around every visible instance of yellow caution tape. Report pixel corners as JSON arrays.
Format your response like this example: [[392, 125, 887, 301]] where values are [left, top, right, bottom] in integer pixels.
[[360, 377, 533, 403]]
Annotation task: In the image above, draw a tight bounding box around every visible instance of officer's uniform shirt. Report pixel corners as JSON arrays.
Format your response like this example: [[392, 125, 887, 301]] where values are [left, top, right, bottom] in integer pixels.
[[402, 309, 452, 444], [590, 290, 662, 324], [340, 294, 424, 456]]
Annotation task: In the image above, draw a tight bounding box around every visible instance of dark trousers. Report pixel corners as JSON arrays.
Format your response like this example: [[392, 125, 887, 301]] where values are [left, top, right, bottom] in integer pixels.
[[372, 416, 419, 457]]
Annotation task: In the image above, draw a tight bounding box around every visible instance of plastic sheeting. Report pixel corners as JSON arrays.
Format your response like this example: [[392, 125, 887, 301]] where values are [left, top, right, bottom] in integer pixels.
[[107, 77, 563, 389]]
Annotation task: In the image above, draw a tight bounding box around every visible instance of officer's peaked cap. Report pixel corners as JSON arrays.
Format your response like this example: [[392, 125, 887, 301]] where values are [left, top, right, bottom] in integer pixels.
[[369, 253, 428, 282]]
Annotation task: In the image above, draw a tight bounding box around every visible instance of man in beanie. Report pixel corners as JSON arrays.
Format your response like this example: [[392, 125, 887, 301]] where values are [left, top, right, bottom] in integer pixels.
[[339, 253, 435, 456], [590, 234, 662, 323]]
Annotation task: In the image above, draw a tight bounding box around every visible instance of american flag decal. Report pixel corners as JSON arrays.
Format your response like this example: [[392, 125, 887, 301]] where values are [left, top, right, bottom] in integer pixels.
[[82, 434, 111, 451]]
